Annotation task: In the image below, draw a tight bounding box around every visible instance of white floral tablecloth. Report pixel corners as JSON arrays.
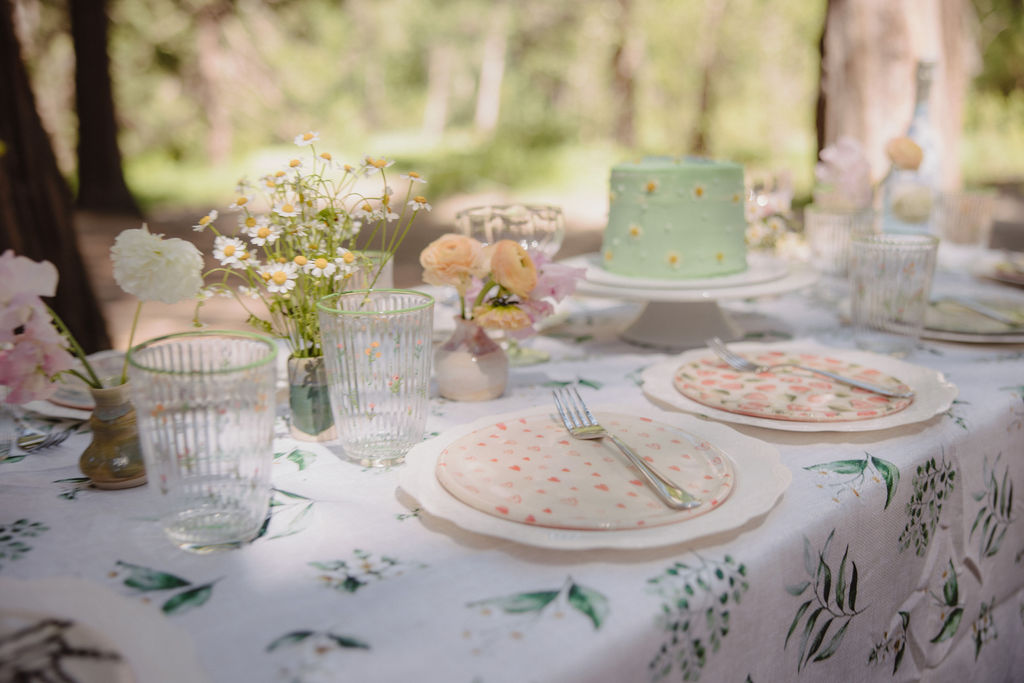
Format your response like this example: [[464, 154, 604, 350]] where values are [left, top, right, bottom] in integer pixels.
[[2, 271, 1023, 683]]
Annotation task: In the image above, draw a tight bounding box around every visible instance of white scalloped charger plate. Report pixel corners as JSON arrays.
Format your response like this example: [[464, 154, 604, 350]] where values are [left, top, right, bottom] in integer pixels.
[[562, 251, 789, 290], [0, 576, 209, 682], [643, 340, 958, 432], [398, 406, 789, 550]]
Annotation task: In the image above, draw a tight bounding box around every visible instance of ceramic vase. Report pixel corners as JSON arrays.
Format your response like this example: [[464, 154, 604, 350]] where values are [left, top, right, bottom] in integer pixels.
[[287, 356, 337, 442], [435, 317, 508, 401], [79, 383, 146, 489]]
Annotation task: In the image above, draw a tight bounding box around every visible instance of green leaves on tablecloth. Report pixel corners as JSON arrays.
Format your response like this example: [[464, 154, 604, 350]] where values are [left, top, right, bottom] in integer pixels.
[[927, 559, 965, 645], [310, 549, 426, 594], [0, 519, 48, 569], [54, 477, 91, 500], [468, 577, 609, 630], [868, 611, 910, 675], [804, 452, 899, 509], [112, 560, 215, 615], [973, 598, 998, 660], [542, 377, 603, 390], [647, 554, 749, 681], [970, 455, 1015, 559], [275, 447, 317, 471], [785, 530, 863, 673], [899, 454, 957, 557], [266, 630, 369, 652], [256, 488, 315, 541]]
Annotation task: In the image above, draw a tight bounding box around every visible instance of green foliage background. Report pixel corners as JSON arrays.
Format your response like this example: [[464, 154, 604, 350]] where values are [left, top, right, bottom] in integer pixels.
[[15, 0, 1024, 211]]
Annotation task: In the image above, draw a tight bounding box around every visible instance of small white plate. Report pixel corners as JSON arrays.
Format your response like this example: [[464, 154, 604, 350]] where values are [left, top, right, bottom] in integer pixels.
[[562, 252, 789, 290], [643, 340, 958, 432], [399, 406, 789, 550]]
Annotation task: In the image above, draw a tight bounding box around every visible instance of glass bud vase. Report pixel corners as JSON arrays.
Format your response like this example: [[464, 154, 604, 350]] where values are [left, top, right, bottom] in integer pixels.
[[287, 356, 337, 442], [79, 383, 146, 489], [435, 317, 508, 401]]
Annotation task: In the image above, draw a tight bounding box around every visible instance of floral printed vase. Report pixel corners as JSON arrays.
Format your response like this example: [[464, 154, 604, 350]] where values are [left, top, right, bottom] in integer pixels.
[[79, 383, 146, 489], [288, 356, 337, 442], [434, 317, 508, 401]]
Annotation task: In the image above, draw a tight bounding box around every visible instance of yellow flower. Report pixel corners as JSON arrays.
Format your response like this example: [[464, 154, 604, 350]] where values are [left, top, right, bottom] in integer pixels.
[[489, 240, 537, 297], [472, 304, 533, 331], [646, 181, 658, 193]]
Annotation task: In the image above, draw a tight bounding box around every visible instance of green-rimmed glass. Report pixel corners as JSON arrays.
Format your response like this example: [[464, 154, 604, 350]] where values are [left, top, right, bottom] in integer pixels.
[[127, 330, 278, 552], [317, 290, 434, 467]]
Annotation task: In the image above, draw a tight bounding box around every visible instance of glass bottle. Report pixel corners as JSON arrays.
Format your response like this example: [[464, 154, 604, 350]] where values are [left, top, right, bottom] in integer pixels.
[[882, 60, 939, 235]]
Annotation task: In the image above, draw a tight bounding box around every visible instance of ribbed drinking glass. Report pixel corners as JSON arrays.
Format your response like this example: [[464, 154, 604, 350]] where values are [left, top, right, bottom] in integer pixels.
[[127, 331, 277, 552], [318, 290, 434, 467]]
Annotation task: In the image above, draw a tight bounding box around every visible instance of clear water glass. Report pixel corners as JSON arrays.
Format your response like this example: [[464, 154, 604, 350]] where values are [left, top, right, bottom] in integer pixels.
[[454, 204, 565, 258], [934, 190, 996, 270], [804, 206, 877, 277], [849, 234, 939, 357], [127, 331, 278, 551], [317, 290, 434, 467]]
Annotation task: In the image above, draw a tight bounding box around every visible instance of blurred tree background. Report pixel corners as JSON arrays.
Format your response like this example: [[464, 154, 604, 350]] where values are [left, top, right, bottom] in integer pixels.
[[10, 0, 1024, 214]]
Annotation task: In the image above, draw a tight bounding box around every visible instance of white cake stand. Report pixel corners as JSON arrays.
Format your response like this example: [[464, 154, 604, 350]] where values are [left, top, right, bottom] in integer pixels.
[[562, 253, 819, 350]]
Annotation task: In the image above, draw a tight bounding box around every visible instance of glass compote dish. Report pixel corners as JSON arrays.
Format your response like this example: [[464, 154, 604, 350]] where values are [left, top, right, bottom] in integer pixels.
[[454, 205, 566, 365]]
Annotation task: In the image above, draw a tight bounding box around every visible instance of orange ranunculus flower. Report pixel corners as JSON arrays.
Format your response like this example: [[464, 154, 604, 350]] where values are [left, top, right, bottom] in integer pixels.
[[489, 240, 537, 297], [419, 234, 488, 292], [885, 137, 923, 171], [472, 303, 533, 331]]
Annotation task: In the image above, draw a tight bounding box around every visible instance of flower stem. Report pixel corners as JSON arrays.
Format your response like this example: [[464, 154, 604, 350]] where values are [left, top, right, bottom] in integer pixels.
[[46, 305, 103, 388], [119, 301, 143, 384]]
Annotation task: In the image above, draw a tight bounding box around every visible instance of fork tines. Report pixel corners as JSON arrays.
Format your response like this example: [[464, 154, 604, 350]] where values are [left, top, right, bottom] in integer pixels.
[[552, 385, 594, 429]]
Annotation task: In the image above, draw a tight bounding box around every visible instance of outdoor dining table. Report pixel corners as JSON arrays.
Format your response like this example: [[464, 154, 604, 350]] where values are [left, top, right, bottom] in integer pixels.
[[1, 265, 1022, 683]]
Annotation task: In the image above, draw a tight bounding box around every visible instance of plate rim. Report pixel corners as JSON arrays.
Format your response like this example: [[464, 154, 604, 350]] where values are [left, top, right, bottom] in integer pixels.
[[642, 340, 958, 433], [564, 252, 790, 291], [398, 405, 790, 550]]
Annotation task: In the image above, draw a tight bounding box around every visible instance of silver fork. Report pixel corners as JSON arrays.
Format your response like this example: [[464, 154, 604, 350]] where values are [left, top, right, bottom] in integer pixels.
[[16, 425, 77, 452], [552, 386, 701, 510], [706, 337, 914, 399]]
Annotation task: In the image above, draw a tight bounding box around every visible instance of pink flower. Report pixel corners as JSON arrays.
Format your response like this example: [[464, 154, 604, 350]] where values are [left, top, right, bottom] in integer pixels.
[[814, 137, 873, 210], [0, 251, 77, 403], [530, 260, 584, 302]]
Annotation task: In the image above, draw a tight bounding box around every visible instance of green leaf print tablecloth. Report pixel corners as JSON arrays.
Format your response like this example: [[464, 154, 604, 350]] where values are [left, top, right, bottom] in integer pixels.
[[2, 273, 1022, 683]]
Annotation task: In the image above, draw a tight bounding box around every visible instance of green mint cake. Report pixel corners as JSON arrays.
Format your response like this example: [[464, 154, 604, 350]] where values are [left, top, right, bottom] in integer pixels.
[[601, 157, 748, 279]]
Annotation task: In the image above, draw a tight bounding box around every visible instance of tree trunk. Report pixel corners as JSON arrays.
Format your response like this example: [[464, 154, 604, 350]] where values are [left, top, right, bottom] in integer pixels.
[[816, 0, 973, 189], [0, 0, 111, 353], [69, 0, 139, 215], [610, 0, 642, 148], [196, 3, 233, 166], [688, 0, 728, 156], [422, 44, 453, 139], [473, 4, 509, 136]]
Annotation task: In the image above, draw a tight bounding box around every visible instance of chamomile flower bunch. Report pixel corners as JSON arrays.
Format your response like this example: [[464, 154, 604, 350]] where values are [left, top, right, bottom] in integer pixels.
[[193, 132, 430, 358]]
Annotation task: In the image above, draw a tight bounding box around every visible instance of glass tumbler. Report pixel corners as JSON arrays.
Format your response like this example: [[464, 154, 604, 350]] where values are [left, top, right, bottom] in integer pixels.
[[934, 190, 996, 270], [317, 290, 434, 467], [849, 234, 939, 357], [127, 331, 278, 551], [804, 205, 877, 278], [455, 204, 565, 258]]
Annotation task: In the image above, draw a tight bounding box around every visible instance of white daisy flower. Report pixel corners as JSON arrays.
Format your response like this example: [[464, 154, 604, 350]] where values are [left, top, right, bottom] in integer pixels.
[[352, 202, 377, 220], [364, 157, 393, 176], [262, 262, 298, 294], [287, 158, 304, 172], [294, 131, 320, 146], [400, 171, 427, 184], [247, 218, 281, 246], [305, 256, 337, 279], [228, 195, 252, 212], [213, 235, 246, 266], [407, 196, 432, 212], [274, 202, 300, 218], [237, 285, 262, 300], [385, 208, 400, 222], [193, 210, 218, 232]]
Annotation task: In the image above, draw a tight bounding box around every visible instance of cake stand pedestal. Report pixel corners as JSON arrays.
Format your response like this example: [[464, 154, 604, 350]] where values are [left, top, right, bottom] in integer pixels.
[[565, 255, 819, 351]]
